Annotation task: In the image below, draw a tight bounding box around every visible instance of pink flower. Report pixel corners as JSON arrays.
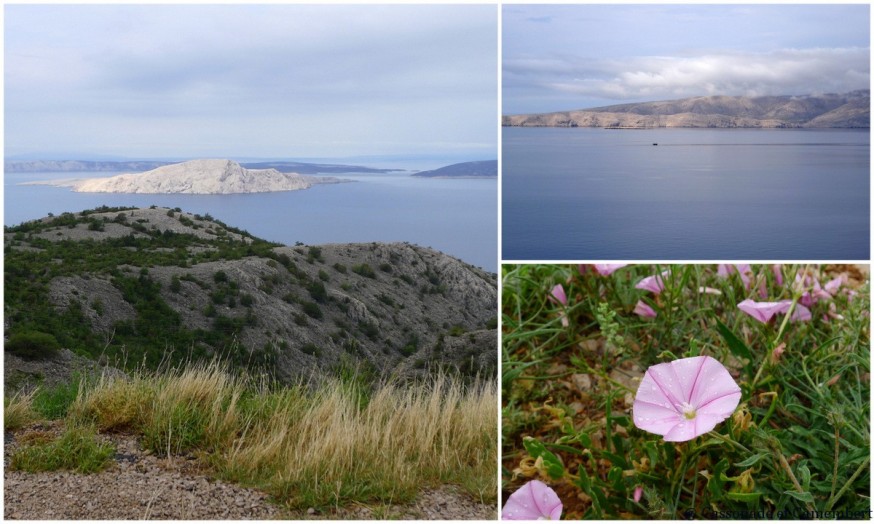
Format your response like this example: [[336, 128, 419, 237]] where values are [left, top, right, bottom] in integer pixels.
[[633, 356, 741, 442], [634, 300, 657, 318], [549, 284, 569, 328], [502, 480, 563, 520], [593, 264, 628, 276], [633, 486, 643, 503], [824, 275, 844, 295], [635, 270, 670, 295], [549, 284, 567, 306], [735, 264, 753, 290], [737, 299, 811, 323], [772, 265, 784, 287]]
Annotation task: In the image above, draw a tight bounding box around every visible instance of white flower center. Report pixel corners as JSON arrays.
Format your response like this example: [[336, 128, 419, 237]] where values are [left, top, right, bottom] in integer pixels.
[[681, 402, 697, 420]]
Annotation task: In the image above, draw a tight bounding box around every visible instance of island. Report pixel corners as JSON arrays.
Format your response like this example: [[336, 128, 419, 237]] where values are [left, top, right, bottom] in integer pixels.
[[27, 159, 346, 195], [502, 90, 869, 129], [411, 160, 497, 178]]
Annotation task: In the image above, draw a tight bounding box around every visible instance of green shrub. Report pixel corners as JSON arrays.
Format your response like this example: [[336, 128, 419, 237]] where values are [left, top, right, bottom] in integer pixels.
[[6, 331, 61, 360], [352, 264, 376, 279], [302, 301, 322, 320]]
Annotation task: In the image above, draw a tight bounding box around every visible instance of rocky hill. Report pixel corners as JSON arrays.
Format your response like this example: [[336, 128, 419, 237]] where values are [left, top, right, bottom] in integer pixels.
[[411, 160, 497, 178], [38, 159, 345, 194], [4, 206, 497, 386], [503, 90, 870, 128]]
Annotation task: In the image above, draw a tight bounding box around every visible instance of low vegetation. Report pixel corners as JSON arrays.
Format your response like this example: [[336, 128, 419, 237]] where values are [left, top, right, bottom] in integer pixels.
[[7, 362, 498, 510], [503, 264, 869, 519]]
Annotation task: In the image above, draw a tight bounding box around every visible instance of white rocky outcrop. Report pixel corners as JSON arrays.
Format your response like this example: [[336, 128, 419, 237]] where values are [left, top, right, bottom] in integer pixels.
[[68, 159, 337, 194]]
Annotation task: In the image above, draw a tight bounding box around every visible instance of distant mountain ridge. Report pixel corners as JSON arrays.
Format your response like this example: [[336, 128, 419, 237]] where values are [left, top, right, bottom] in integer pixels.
[[503, 90, 870, 128], [5, 159, 398, 174], [411, 160, 497, 178]]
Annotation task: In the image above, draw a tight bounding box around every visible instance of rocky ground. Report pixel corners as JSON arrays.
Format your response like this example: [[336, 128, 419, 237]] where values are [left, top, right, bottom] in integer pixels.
[[4, 421, 496, 520]]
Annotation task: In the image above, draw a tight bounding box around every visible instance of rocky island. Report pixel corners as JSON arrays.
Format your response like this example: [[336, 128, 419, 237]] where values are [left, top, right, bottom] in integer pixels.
[[503, 90, 870, 129], [33, 159, 345, 194]]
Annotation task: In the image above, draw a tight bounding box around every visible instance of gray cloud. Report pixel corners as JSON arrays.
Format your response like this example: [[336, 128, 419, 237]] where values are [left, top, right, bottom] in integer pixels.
[[6, 5, 497, 160]]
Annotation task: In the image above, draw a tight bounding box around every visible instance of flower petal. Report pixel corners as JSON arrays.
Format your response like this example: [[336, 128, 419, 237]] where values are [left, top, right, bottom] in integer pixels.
[[593, 264, 628, 276], [502, 480, 562, 520], [636, 270, 670, 295], [634, 300, 657, 318], [688, 356, 742, 415], [549, 284, 567, 306], [737, 299, 789, 323]]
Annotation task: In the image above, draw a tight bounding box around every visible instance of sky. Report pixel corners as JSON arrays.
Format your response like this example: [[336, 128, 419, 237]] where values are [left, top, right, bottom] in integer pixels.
[[503, 4, 870, 114], [5, 5, 497, 162]]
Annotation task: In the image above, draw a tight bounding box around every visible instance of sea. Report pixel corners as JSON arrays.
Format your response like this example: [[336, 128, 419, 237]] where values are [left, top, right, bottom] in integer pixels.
[[502, 127, 870, 260], [4, 172, 497, 272]]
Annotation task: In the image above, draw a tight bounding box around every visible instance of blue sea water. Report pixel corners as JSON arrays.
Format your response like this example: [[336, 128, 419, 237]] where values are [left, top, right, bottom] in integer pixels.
[[5, 173, 497, 272], [502, 127, 870, 260]]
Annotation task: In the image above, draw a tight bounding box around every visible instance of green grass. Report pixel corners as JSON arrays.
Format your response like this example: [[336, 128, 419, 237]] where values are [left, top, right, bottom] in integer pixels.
[[10, 424, 115, 474], [32, 377, 83, 419], [502, 264, 870, 519]]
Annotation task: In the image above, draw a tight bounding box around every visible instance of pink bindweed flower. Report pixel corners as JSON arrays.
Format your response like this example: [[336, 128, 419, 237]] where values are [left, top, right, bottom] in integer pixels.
[[634, 300, 657, 318], [735, 264, 754, 290], [737, 299, 811, 323], [772, 264, 784, 287], [635, 270, 670, 295], [502, 480, 563, 520], [549, 284, 569, 328], [549, 284, 567, 306], [771, 342, 786, 363], [633, 486, 643, 503], [593, 264, 628, 276], [824, 275, 844, 295], [633, 356, 741, 442]]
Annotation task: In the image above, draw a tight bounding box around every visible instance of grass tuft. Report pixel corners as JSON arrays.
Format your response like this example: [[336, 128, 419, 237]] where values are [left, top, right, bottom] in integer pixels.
[[10, 424, 115, 474]]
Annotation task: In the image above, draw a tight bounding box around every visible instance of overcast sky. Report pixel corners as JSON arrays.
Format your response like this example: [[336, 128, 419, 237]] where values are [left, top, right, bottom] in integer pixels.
[[503, 4, 870, 115], [5, 5, 497, 161]]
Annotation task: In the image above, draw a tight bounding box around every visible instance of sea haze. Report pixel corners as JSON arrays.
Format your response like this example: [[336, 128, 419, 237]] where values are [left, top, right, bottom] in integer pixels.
[[502, 127, 869, 260], [5, 173, 497, 272]]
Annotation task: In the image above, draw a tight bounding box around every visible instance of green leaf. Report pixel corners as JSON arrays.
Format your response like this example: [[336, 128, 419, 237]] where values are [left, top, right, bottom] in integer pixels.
[[734, 453, 769, 468], [716, 319, 753, 363], [784, 490, 815, 503], [602, 451, 629, 469], [522, 436, 565, 479], [726, 491, 762, 503], [576, 464, 592, 491], [798, 465, 811, 491]]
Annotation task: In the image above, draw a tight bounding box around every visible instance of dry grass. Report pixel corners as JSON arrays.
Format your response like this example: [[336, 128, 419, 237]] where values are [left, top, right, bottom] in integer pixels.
[[45, 362, 497, 509], [4, 389, 37, 431]]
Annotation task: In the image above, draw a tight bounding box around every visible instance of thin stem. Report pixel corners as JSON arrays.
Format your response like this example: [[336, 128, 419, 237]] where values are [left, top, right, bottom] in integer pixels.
[[827, 456, 869, 511], [830, 424, 840, 503], [776, 449, 815, 513], [706, 430, 751, 454]]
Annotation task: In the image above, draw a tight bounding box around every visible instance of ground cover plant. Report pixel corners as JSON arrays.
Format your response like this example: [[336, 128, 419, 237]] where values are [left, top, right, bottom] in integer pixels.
[[6, 363, 497, 511], [502, 264, 869, 519]]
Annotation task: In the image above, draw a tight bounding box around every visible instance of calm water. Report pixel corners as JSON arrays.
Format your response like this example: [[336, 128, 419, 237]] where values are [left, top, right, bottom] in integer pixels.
[[5, 173, 497, 271], [503, 127, 869, 260]]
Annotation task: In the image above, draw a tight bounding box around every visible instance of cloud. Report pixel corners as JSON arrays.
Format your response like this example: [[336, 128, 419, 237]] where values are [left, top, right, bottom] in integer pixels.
[[506, 47, 869, 107]]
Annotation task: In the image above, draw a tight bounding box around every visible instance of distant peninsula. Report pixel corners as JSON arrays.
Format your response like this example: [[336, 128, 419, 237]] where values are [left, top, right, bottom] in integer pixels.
[[411, 160, 497, 178], [503, 90, 870, 129], [33, 159, 345, 195]]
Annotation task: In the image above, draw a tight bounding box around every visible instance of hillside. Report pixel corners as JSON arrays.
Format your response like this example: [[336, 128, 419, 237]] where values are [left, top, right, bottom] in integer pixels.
[[4, 206, 497, 387], [38, 159, 345, 194], [411, 160, 497, 178], [503, 90, 870, 128]]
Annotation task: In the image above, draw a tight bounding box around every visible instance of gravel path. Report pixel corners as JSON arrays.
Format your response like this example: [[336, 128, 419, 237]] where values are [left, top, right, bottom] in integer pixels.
[[4, 423, 496, 520]]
